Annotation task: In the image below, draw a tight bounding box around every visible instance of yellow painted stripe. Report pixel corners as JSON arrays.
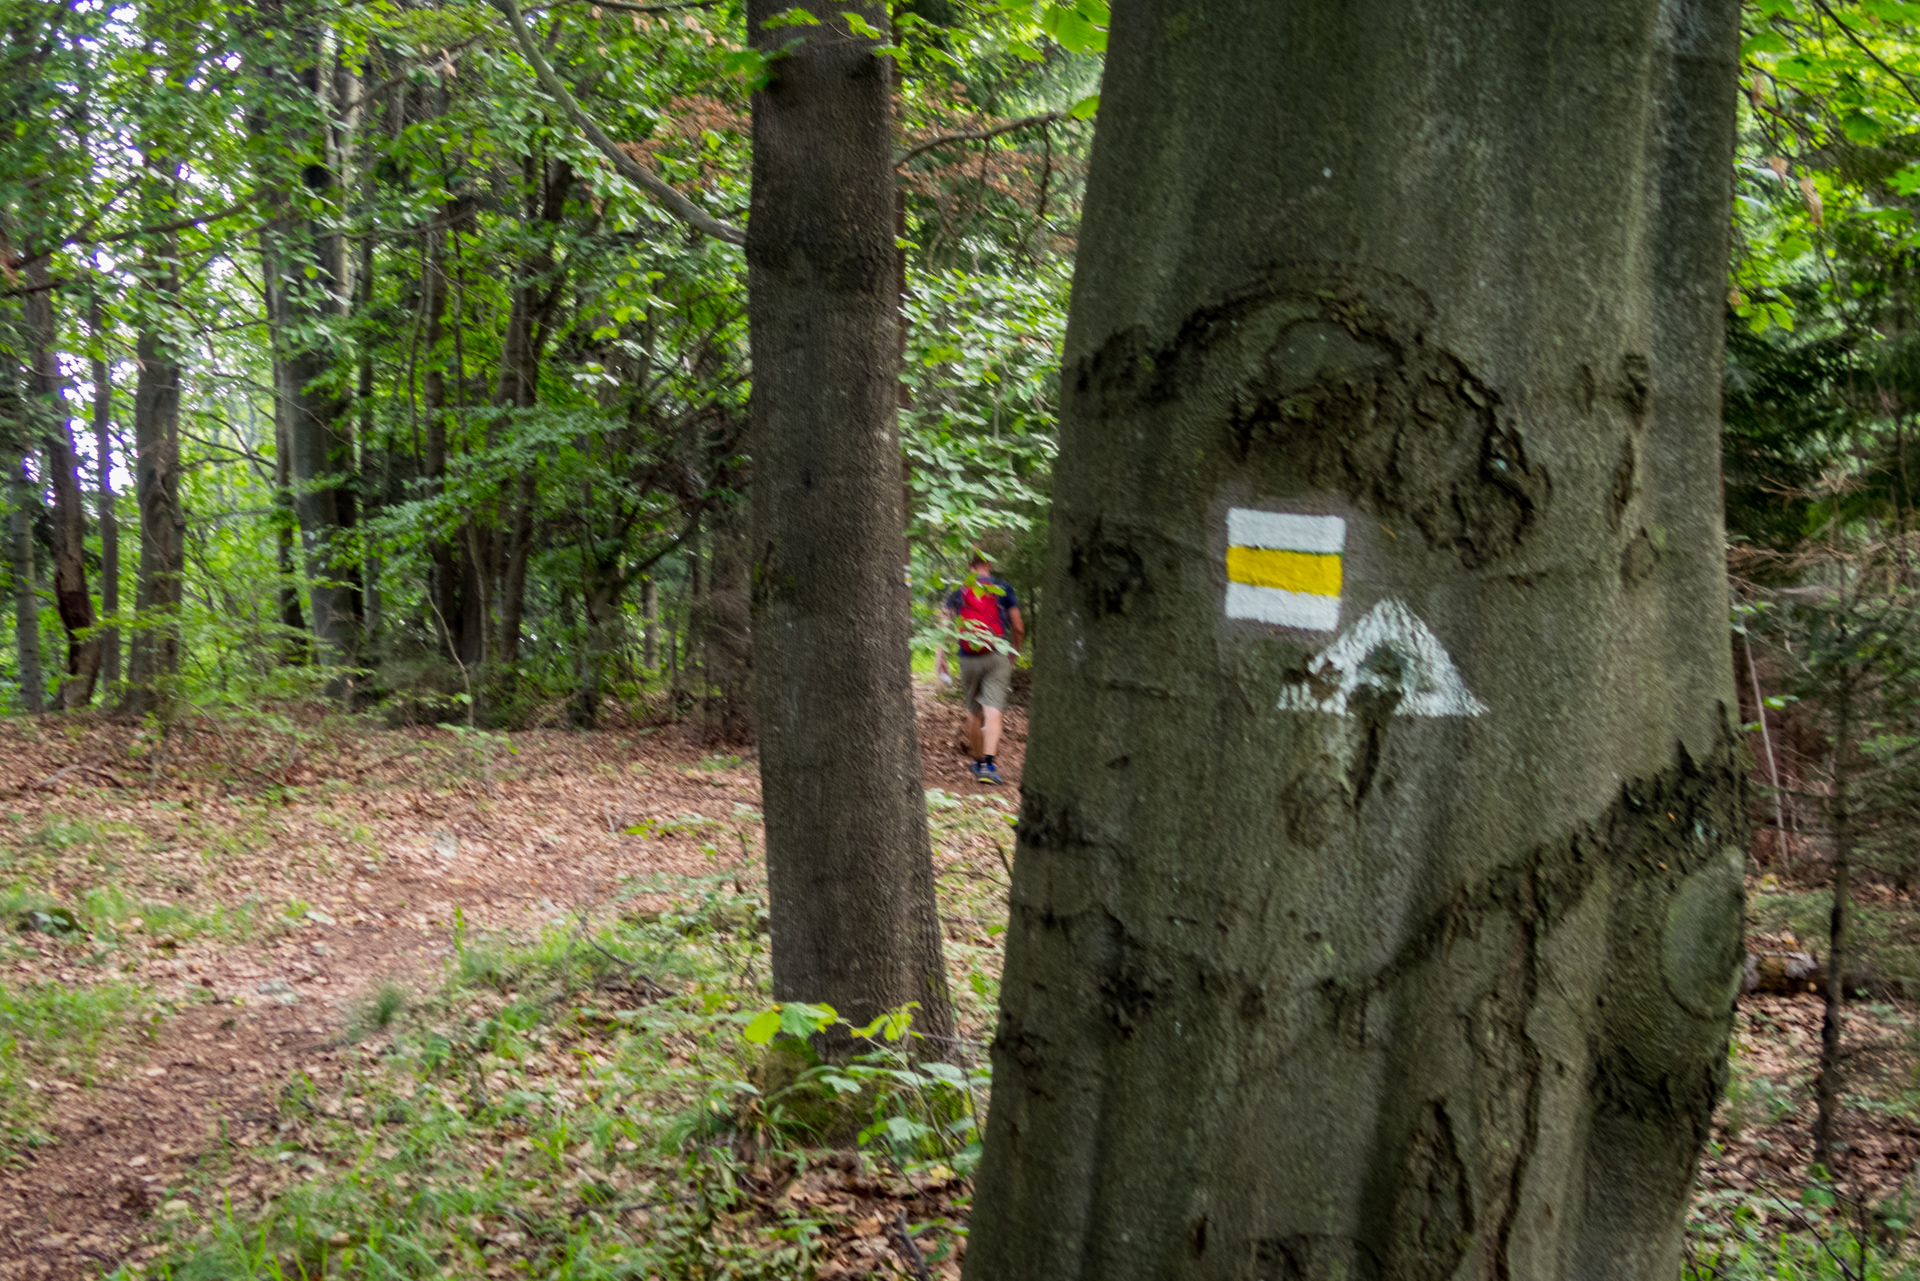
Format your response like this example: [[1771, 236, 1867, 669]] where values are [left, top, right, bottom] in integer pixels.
[[1225, 546, 1342, 596]]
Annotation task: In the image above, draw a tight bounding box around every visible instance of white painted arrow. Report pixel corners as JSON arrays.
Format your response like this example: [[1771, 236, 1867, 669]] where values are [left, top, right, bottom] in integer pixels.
[[1276, 599, 1487, 717]]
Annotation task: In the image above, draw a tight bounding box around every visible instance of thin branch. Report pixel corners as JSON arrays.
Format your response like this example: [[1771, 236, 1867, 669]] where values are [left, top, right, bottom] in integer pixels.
[[551, 0, 724, 11], [75, 197, 256, 247], [492, 0, 747, 246], [894, 111, 1064, 168], [1808, 0, 1920, 112]]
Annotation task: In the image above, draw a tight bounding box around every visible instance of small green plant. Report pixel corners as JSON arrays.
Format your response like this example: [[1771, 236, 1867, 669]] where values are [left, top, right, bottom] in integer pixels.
[[743, 1001, 989, 1174], [1687, 1178, 1919, 1280], [0, 977, 149, 1152]]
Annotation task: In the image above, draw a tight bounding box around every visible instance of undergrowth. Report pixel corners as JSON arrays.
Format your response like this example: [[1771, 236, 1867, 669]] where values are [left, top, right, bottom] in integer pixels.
[[1687, 1179, 1920, 1279], [0, 976, 151, 1153], [125, 865, 981, 1280]]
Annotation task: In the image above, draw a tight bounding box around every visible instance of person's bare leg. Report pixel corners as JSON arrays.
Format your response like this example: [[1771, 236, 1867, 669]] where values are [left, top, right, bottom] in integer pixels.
[[967, 708, 985, 759], [982, 707, 1003, 758]]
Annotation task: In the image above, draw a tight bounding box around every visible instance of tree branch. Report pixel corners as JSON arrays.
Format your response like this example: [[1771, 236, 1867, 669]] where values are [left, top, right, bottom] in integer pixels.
[[894, 111, 1064, 168], [1808, 0, 1920, 113], [75, 197, 256, 247], [552, 0, 725, 12], [492, 0, 746, 246]]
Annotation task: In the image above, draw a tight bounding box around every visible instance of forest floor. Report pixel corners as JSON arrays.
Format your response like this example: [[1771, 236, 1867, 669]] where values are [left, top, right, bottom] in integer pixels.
[[0, 685, 1912, 1279]]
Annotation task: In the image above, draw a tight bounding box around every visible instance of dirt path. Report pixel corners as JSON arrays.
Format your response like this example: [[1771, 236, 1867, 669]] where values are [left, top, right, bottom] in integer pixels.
[[0, 685, 1022, 1280]]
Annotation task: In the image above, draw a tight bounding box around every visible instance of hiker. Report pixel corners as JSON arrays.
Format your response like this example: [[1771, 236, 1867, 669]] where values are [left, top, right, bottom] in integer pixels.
[[937, 550, 1024, 785]]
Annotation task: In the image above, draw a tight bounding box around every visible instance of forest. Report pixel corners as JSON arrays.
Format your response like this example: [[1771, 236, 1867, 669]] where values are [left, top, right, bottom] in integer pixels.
[[2, 0, 1920, 1277]]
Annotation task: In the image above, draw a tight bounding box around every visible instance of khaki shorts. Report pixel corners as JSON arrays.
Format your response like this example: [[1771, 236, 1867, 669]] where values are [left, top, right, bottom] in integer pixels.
[[958, 651, 1012, 714]]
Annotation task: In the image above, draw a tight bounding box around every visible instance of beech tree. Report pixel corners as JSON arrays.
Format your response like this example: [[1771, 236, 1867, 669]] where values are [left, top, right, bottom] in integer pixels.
[[743, 0, 955, 1045], [964, 1, 1746, 1277]]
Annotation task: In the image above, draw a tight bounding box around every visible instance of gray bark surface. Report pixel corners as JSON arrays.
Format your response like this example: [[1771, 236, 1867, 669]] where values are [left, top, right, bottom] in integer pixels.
[[9, 458, 41, 713], [90, 287, 120, 688], [27, 260, 101, 708], [964, 2, 1746, 1278], [745, 0, 955, 1044], [125, 306, 185, 714]]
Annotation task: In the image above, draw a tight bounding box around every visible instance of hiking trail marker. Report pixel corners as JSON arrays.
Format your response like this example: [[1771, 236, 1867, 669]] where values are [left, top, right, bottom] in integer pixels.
[[1276, 598, 1487, 718], [1224, 509, 1345, 631]]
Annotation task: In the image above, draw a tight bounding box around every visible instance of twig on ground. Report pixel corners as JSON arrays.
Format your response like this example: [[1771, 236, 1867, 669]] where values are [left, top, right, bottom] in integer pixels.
[[888, 1207, 935, 1281]]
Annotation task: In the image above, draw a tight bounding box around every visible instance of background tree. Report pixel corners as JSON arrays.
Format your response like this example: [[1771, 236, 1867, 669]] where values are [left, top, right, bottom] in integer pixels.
[[744, 0, 956, 1047]]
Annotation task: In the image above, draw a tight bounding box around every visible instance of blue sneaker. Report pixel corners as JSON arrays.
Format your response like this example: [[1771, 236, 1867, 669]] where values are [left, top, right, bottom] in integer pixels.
[[977, 761, 1003, 786]]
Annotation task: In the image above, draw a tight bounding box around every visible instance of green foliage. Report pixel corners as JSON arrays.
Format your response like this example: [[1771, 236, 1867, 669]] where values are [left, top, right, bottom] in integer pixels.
[[0, 977, 149, 1154], [1686, 1179, 1920, 1280]]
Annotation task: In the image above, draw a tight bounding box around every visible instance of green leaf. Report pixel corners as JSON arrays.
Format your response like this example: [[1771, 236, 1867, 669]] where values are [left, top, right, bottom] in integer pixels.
[[1067, 93, 1100, 120], [779, 1001, 838, 1038], [1740, 30, 1790, 56], [760, 5, 820, 26], [743, 1009, 782, 1044], [842, 9, 883, 37]]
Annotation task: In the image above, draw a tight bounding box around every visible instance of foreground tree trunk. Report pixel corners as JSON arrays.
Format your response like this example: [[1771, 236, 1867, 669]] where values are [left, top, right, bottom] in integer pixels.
[[964, 2, 1745, 1277], [746, 0, 954, 1044]]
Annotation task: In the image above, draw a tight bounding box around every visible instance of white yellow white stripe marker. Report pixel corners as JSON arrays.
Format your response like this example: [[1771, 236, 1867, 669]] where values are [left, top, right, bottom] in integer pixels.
[[1224, 509, 1345, 631]]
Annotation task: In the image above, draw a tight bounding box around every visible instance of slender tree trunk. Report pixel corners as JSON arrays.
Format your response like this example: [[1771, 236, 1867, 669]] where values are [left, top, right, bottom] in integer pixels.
[[124, 256, 186, 716], [746, 0, 954, 1046], [26, 259, 102, 708], [258, 16, 360, 668], [421, 210, 461, 662], [497, 469, 537, 666], [642, 576, 659, 672], [964, 2, 1744, 1278], [1813, 681, 1853, 1170], [89, 285, 120, 687], [493, 158, 572, 670], [9, 459, 42, 713], [704, 467, 754, 743], [270, 355, 309, 661]]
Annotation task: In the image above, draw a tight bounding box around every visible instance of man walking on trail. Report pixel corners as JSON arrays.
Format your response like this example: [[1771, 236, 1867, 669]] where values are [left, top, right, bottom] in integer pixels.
[[938, 550, 1024, 785]]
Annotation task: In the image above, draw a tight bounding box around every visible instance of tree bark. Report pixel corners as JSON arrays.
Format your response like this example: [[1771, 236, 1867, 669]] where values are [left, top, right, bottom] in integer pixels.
[[495, 158, 574, 670], [26, 258, 101, 708], [9, 458, 42, 714], [703, 481, 755, 744], [1812, 678, 1852, 1170], [258, 16, 360, 668], [963, 2, 1745, 1278], [746, 0, 955, 1046], [124, 253, 186, 717], [642, 575, 659, 672], [89, 285, 120, 688]]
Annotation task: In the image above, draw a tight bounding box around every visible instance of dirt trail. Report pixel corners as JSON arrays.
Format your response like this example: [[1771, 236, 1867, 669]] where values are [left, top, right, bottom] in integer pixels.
[[0, 684, 1023, 1280]]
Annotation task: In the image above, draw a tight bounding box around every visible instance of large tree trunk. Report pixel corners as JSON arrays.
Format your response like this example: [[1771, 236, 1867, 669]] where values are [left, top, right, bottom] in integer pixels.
[[89, 285, 120, 688], [26, 259, 101, 708], [964, 2, 1745, 1278], [124, 253, 186, 716], [746, 0, 955, 1045]]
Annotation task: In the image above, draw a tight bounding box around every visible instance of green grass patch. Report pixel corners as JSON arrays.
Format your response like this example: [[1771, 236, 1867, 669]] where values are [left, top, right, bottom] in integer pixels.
[[0, 977, 151, 1154]]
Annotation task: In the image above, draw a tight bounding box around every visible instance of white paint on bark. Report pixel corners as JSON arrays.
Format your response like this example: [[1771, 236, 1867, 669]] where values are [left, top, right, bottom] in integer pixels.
[[1277, 598, 1488, 717]]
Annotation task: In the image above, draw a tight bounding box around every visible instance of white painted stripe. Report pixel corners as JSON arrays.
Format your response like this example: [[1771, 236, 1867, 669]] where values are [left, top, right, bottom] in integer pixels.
[[1226, 509, 1346, 554], [1225, 582, 1343, 631]]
